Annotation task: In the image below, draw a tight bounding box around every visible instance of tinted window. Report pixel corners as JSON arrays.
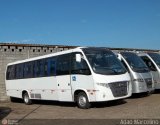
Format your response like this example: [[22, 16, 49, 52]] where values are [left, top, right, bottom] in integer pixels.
[[44, 57, 56, 76], [6, 66, 11, 80], [49, 57, 56, 76], [16, 64, 24, 79], [148, 53, 160, 68], [34, 60, 44, 77], [141, 56, 157, 71], [56, 54, 70, 75], [71, 53, 91, 75], [6, 65, 15, 80], [83, 48, 126, 75], [121, 52, 149, 73], [24, 62, 34, 78], [44, 59, 49, 76], [7, 57, 57, 80]]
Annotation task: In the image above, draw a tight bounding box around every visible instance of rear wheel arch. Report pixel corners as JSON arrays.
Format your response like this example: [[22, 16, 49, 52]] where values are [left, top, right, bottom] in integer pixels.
[[22, 90, 32, 105]]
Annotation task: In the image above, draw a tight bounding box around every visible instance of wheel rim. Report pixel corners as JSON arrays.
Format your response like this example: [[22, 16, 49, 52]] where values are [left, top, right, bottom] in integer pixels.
[[24, 94, 29, 103], [78, 95, 87, 107]]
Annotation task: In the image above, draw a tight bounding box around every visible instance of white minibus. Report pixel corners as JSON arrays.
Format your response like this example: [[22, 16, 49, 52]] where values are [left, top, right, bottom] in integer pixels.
[[139, 52, 160, 89], [117, 52, 154, 94], [5, 47, 132, 109]]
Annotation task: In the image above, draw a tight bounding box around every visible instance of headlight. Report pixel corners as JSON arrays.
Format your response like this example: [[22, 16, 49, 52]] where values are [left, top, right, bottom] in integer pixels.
[[133, 78, 144, 82], [96, 83, 109, 88]]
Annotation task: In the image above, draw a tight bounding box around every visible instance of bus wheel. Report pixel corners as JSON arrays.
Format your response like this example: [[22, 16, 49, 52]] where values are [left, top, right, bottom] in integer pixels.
[[23, 92, 32, 105], [77, 92, 91, 109]]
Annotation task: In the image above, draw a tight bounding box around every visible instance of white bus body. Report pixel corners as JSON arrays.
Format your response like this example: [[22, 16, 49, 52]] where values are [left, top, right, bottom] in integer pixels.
[[5, 47, 132, 108], [139, 52, 160, 89], [117, 52, 154, 94]]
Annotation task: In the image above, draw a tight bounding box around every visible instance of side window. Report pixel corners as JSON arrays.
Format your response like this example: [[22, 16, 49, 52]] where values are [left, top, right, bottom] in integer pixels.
[[141, 56, 157, 71], [121, 60, 130, 72], [56, 54, 70, 75], [34, 60, 44, 77], [6, 66, 11, 80], [44, 58, 49, 76], [71, 53, 91, 75], [16, 64, 24, 79], [24, 62, 33, 78], [6, 65, 15, 80], [44, 57, 56, 76], [50, 57, 56, 76]]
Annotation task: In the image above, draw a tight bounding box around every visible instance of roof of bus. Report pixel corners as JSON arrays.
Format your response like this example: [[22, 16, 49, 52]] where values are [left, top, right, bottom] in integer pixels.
[[7, 47, 85, 66], [7, 47, 113, 66], [138, 52, 159, 56]]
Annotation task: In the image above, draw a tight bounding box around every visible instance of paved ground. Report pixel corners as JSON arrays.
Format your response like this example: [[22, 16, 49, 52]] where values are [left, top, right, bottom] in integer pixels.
[[1, 92, 160, 125]]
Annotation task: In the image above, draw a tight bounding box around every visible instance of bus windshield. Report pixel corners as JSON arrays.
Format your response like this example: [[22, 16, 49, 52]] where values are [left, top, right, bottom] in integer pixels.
[[82, 48, 127, 75], [148, 53, 160, 68], [121, 52, 149, 73]]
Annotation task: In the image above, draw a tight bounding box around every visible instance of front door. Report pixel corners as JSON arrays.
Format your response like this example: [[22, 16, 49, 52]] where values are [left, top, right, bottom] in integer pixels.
[[56, 54, 73, 101]]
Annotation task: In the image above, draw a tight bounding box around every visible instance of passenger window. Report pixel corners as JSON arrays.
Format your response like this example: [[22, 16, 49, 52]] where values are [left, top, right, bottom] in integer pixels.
[[16, 64, 24, 79], [56, 54, 70, 75], [50, 58, 56, 76], [71, 53, 91, 75], [141, 56, 157, 71], [24, 62, 33, 78], [44, 57, 56, 76], [44, 59, 49, 76], [6, 66, 11, 80], [6, 65, 15, 80], [34, 60, 44, 77]]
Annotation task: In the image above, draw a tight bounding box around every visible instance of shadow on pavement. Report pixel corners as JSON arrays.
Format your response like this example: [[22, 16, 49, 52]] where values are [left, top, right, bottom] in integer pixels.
[[33, 99, 127, 108], [9, 98, 127, 109], [128, 92, 149, 99], [33, 100, 76, 108], [92, 99, 127, 108], [0, 107, 11, 120], [153, 89, 160, 94]]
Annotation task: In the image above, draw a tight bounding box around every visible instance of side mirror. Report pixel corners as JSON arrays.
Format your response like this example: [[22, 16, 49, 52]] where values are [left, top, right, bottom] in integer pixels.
[[117, 54, 122, 61], [76, 54, 81, 62]]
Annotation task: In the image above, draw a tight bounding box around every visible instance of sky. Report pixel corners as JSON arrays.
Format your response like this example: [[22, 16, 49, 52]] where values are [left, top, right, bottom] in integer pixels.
[[0, 0, 160, 49]]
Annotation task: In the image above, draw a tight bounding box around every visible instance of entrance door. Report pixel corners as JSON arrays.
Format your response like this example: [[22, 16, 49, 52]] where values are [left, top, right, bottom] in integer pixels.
[[56, 54, 73, 101]]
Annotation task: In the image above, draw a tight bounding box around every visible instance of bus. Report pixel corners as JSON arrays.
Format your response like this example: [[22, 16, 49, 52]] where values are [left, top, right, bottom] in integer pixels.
[[5, 47, 132, 109], [139, 52, 160, 89], [117, 52, 154, 94]]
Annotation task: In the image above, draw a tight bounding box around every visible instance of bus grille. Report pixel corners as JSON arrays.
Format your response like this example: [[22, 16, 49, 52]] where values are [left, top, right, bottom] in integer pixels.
[[145, 78, 152, 89], [108, 81, 128, 97]]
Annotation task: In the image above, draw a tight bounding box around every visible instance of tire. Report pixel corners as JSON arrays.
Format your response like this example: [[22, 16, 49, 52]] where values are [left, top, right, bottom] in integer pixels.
[[23, 92, 32, 105], [77, 92, 91, 109]]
